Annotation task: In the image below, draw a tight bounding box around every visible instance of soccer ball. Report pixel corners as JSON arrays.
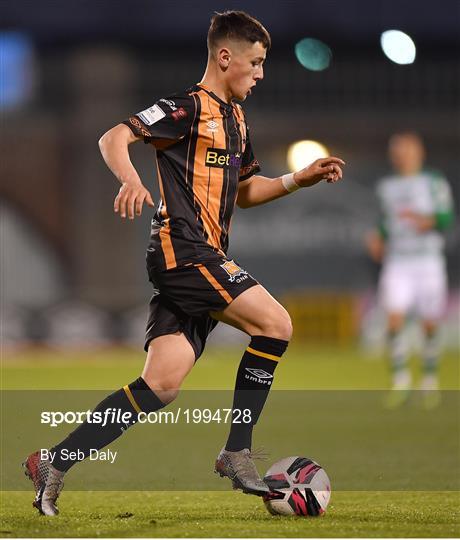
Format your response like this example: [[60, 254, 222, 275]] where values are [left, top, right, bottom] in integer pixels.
[[263, 456, 331, 517]]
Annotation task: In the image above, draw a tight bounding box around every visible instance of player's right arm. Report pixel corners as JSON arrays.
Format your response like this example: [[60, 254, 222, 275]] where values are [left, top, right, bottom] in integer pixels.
[[365, 229, 386, 263], [98, 124, 154, 219], [99, 94, 194, 219], [365, 179, 387, 263], [399, 174, 455, 233]]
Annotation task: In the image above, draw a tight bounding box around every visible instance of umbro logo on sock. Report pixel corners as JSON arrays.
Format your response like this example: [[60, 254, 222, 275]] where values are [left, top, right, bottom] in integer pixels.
[[245, 368, 273, 379], [245, 368, 273, 385]]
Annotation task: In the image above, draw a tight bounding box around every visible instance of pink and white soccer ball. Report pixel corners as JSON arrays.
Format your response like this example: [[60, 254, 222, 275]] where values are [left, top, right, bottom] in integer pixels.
[[263, 456, 331, 517]]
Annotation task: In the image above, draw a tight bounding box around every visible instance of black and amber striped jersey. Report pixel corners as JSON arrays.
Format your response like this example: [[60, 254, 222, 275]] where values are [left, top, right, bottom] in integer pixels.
[[123, 83, 261, 271]]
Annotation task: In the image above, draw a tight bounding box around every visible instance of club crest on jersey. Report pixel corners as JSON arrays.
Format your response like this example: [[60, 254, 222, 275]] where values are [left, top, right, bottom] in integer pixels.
[[220, 260, 248, 282]]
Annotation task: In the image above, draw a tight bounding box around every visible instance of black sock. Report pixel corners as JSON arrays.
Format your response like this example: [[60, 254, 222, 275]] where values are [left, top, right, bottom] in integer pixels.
[[225, 335, 288, 452], [50, 377, 165, 472]]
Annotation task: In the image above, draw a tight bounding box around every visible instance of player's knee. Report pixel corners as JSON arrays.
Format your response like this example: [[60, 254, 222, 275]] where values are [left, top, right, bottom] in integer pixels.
[[277, 312, 293, 341], [141, 376, 181, 405], [422, 320, 438, 337], [262, 309, 293, 342], [387, 313, 405, 333], [155, 388, 180, 405]]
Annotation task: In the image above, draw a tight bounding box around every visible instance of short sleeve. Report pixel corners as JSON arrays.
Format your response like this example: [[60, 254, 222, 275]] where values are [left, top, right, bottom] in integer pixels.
[[122, 94, 195, 148], [239, 122, 261, 181]]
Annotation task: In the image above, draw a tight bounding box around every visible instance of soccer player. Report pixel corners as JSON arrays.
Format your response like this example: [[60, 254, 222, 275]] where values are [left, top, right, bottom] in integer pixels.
[[24, 11, 345, 515], [366, 132, 454, 405]]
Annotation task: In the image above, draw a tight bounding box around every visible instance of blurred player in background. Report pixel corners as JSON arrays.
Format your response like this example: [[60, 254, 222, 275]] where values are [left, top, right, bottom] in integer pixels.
[[366, 132, 454, 406], [24, 11, 345, 515]]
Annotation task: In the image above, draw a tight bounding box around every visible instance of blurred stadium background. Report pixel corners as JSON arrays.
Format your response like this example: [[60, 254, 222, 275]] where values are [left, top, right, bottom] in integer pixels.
[[2, 0, 459, 357]]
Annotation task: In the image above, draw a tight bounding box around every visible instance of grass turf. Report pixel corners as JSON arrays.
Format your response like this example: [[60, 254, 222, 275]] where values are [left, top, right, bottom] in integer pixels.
[[3, 345, 459, 390], [1, 345, 459, 537], [1, 491, 459, 538]]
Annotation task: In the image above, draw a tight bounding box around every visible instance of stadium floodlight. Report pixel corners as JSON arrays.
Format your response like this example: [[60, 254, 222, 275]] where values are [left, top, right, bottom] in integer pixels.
[[287, 140, 329, 172], [295, 38, 332, 71], [380, 30, 416, 65]]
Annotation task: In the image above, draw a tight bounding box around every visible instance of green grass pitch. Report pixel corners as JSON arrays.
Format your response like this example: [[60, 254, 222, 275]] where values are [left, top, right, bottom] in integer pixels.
[[2, 491, 459, 538], [2, 344, 459, 537]]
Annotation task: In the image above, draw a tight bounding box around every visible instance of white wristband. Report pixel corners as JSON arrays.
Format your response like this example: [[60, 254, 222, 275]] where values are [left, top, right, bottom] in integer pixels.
[[281, 173, 300, 193]]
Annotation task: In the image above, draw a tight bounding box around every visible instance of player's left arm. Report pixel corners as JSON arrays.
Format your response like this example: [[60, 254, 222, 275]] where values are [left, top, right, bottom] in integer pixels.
[[399, 175, 455, 233], [237, 157, 345, 208]]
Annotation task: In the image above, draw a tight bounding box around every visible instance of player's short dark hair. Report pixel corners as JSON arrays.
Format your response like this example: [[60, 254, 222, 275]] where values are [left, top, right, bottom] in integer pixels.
[[207, 11, 271, 53]]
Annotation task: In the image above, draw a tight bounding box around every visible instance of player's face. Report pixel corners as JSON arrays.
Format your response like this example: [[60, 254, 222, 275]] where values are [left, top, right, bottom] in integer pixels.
[[226, 41, 266, 101], [388, 135, 425, 175]]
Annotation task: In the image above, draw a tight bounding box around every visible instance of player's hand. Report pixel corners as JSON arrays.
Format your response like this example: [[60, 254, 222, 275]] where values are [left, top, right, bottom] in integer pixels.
[[399, 209, 435, 232], [114, 181, 155, 219], [294, 157, 346, 188]]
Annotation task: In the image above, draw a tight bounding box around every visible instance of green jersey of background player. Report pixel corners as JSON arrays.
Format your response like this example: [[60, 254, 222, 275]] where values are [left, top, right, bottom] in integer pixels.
[[367, 132, 454, 407]]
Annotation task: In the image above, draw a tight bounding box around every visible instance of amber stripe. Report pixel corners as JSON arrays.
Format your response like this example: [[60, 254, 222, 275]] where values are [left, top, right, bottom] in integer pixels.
[[192, 92, 226, 250], [205, 97, 226, 245], [246, 346, 281, 362], [196, 265, 233, 304], [123, 385, 142, 413]]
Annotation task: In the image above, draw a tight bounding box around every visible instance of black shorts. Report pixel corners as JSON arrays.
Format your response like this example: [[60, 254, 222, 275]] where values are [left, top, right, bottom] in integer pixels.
[[144, 254, 258, 359]]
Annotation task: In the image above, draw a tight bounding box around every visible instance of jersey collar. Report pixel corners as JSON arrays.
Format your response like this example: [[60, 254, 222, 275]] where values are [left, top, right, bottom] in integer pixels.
[[195, 83, 234, 114]]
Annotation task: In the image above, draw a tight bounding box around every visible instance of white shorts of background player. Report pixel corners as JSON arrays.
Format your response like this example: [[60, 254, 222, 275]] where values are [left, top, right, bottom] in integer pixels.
[[379, 257, 447, 321]]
